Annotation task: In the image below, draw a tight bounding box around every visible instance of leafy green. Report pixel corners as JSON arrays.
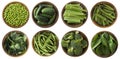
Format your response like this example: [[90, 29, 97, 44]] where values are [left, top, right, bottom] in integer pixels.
[[91, 32, 118, 57], [33, 31, 58, 56], [3, 31, 28, 56], [92, 2, 116, 27], [62, 31, 88, 56], [63, 3, 87, 24]]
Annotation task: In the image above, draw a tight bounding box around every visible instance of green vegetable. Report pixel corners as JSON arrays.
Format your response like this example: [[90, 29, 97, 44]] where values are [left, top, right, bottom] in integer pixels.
[[2, 31, 28, 56], [91, 31, 118, 57], [62, 31, 88, 56], [42, 7, 55, 15], [63, 3, 87, 25], [33, 2, 57, 27], [33, 30, 58, 56], [91, 2, 116, 27], [3, 2, 29, 28]]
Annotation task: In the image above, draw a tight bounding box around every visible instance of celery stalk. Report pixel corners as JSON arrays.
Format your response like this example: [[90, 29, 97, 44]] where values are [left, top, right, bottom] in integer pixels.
[[63, 10, 85, 17], [64, 16, 81, 23]]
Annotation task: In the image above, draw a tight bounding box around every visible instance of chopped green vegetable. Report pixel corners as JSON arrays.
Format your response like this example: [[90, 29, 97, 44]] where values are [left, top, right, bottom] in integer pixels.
[[33, 30, 58, 56], [3, 2, 29, 28], [91, 31, 118, 57], [63, 2, 87, 27], [91, 2, 116, 27], [2, 31, 28, 56], [62, 30, 88, 56], [33, 2, 58, 27]]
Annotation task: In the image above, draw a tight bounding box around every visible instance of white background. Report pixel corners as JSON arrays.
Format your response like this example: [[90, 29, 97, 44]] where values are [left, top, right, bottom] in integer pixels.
[[0, 0, 120, 59]]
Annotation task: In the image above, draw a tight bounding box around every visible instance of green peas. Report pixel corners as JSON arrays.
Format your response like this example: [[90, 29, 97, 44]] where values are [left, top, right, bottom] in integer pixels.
[[3, 2, 29, 28]]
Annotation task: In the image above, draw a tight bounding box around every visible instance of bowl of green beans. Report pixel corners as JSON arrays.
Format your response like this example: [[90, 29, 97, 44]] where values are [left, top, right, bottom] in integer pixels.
[[91, 1, 117, 28], [32, 30, 59, 56]]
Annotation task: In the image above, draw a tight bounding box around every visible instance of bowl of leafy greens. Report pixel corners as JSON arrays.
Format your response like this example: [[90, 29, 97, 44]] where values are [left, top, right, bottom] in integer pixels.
[[2, 31, 29, 57], [91, 31, 118, 57]]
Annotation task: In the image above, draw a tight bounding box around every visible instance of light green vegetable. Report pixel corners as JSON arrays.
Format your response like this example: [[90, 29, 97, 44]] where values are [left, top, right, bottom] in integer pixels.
[[2, 31, 28, 56], [3, 2, 29, 28], [92, 2, 116, 27], [33, 30, 58, 56], [91, 31, 118, 57], [62, 31, 88, 56], [63, 3, 87, 25]]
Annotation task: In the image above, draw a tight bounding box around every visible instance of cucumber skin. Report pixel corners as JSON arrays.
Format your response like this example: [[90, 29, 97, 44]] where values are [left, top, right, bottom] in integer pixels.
[[42, 7, 55, 16]]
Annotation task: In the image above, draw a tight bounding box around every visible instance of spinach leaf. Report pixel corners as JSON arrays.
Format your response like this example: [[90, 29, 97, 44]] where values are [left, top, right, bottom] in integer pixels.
[[91, 31, 118, 57]]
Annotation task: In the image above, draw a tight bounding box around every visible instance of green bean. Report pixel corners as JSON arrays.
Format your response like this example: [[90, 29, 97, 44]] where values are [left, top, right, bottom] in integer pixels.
[[92, 2, 116, 27], [33, 30, 58, 56]]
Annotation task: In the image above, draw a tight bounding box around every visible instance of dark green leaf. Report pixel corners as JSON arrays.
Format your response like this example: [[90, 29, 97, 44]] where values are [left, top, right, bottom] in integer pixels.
[[101, 34, 108, 47], [92, 37, 101, 50], [109, 36, 117, 53]]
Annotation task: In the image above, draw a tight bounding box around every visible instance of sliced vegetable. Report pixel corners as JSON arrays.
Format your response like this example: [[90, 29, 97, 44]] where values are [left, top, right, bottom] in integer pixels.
[[62, 2, 87, 27], [91, 31, 118, 57], [62, 30, 88, 56]]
